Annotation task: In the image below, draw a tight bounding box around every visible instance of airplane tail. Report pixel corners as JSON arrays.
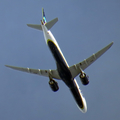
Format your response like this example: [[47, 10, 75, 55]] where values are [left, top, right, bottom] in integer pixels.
[[42, 8, 47, 24], [27, 8, 58, 30]]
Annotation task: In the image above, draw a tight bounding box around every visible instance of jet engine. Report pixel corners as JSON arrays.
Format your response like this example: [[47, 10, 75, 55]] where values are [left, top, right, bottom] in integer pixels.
[[79, 73, 89, 85], [49, 79, 59, 92]]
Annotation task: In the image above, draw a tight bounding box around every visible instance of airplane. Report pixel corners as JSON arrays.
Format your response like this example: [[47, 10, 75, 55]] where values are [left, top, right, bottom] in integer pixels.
[[5, 8, 113, 113]]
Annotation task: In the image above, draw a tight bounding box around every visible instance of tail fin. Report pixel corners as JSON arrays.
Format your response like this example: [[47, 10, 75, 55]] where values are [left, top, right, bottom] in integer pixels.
[[27, 8, 58, 31], [42, 8, 47, 24]]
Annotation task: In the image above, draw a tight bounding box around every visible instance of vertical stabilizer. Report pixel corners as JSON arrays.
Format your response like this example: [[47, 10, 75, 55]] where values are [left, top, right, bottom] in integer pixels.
[[42, 8, 47, 24]]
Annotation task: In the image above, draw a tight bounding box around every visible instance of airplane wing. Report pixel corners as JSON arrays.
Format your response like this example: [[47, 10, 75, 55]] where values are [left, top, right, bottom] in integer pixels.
[[69, 42, 113, 78], [5, 65, 61, 80]]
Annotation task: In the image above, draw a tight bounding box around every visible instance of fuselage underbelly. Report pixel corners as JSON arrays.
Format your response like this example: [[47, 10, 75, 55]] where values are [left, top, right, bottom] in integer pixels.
[[41, 23, 86, 112], [47, 40, 84, 109], [47, 40, 73, 87]]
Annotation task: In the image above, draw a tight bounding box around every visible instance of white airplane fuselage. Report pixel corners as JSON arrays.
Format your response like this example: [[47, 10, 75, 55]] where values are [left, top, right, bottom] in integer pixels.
[[41, 23, 87, 113]]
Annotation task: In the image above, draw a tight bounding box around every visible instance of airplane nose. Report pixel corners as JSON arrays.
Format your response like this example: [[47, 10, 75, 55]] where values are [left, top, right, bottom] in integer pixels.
[[77, 104, 87, 113], [82, 98, 87, 113], [80, 97, 87, 113], [82, 106, 87, 113]]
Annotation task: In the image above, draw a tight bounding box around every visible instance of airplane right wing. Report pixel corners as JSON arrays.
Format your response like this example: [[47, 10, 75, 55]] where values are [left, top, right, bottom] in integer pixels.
[[69, 42, 113, 79], [5, 65, 61, 80]]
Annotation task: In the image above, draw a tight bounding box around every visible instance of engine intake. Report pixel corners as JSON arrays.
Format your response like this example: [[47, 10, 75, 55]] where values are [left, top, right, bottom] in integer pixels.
[[79, 73, 89, 85], [49, 79, 59, 92]]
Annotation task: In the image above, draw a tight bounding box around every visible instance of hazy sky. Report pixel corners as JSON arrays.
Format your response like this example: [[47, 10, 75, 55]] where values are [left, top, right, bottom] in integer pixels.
[[0, 0, 120, 120]]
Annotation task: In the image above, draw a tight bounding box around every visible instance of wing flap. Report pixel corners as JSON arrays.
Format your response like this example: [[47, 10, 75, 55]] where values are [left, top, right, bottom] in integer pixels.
[[5, 65, 61, 80], [69, 42, 113, 78]]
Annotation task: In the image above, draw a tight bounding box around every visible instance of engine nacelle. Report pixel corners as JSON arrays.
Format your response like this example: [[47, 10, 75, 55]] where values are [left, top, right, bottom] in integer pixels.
[[79, 73, 89, 85], [49, 79, 59, 92]]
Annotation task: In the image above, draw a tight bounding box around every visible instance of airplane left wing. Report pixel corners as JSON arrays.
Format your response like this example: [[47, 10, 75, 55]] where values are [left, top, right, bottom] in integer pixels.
[[69, 42, 113, 79], [5, 65, 61, 80]]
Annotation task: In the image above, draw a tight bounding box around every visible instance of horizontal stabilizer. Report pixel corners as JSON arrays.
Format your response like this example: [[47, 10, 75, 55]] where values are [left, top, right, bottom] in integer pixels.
[[27, 24, 42, 30], [27, 18, 58, 31], [46, 18, 58, 30]]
